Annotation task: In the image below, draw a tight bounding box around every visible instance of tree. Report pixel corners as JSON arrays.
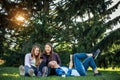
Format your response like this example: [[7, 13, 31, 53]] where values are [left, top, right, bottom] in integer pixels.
[[53, 0, 120, 67], [0, 0, 120, 67]]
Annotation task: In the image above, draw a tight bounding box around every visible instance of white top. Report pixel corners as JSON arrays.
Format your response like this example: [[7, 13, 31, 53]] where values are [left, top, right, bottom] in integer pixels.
[[24, 53, 36, 67], [30, 58, 36, 67], [61, 67, 80, 76]]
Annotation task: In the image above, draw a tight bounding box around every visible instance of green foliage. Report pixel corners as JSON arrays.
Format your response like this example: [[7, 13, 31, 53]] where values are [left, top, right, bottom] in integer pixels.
[[2, 49, 24, 67], [57, 51, 70, 66]]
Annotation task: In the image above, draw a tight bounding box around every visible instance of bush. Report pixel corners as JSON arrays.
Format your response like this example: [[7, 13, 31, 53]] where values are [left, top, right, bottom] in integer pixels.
[[3, 51, 25, 67], [57, 51, 70, 66]]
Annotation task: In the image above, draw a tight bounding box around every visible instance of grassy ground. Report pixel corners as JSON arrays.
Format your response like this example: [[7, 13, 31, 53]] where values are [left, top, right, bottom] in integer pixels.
[[0, 67, 120, 80]]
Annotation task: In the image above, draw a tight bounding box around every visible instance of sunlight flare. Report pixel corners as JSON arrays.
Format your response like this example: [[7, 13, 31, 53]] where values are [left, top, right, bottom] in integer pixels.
[[16, 15, 25, 22]]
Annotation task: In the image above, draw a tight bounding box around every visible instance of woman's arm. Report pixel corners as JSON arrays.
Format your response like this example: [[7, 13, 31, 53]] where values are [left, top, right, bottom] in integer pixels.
[[24, 53, 31, 67], [55, 53, 61, 66]]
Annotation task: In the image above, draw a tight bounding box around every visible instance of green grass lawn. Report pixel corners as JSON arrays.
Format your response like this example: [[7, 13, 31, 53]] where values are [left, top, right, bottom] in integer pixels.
[[0, 67, 120, 80]]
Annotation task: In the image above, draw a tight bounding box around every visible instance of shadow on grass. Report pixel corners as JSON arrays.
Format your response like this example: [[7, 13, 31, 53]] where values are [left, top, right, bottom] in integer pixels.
[[0, 67, 120, 80]]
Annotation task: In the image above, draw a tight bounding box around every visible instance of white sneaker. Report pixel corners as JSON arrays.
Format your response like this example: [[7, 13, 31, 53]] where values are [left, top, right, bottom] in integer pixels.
[[62, 74, 66, 77], [19, 65, 25, 76], [28, 69, 35, 77]]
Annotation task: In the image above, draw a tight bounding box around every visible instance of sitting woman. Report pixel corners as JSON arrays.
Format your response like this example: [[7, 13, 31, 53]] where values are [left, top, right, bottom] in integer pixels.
[[42, 43, 61, 76], [19, 44, 47, 77]]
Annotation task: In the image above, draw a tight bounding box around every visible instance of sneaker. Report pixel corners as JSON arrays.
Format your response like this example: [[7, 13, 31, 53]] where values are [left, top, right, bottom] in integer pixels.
[[62, 73, 66, 77], [94, 72, 102, 76], [42, 66, 48, 77], [19, 65, 25, 76], [93, 49, 101, 59], [28, 69, 35, 77]]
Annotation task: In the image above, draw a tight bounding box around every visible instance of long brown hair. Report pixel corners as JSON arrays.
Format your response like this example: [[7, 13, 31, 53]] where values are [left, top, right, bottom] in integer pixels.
[[43, 43, 54, 61], [31, 45, 41, 66]]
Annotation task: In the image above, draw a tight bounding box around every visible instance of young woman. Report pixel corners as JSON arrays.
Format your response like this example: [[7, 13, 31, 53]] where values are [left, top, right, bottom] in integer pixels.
[[48, 53, 101, 77], [19, 44, 47, 77], [42, 43, 61, 76], [48, 60, 80, 77]]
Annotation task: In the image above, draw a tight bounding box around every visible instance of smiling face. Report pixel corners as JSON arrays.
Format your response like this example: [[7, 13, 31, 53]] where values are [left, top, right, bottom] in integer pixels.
[[44, 44, 52, 55], [31, 45, 41, 57], [48, 61, 58, 68], [34, 47, 40, 56]]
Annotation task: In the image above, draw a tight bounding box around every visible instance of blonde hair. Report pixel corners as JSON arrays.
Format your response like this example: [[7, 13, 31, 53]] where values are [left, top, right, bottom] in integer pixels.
[[31, 45, 41, 66]]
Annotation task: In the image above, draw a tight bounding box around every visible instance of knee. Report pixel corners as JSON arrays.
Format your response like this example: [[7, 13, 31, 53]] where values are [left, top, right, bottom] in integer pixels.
[[88, 56, 94, 60], [73, 53, 79, 58], [42, 66, 48, 72], [24, 65, 29, 70]]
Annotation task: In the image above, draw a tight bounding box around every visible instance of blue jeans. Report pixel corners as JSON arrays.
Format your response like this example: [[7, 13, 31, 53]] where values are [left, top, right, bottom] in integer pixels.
[[24, 61, 46, 76], [24, 65, 38, 76], [73, 53, 97, 76]]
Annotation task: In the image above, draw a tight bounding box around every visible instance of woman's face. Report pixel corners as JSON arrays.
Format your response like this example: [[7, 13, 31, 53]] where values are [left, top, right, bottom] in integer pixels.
[[48, 61, 57, 68], [45, 44, 52, 54], [34, 47, 40, 56]]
